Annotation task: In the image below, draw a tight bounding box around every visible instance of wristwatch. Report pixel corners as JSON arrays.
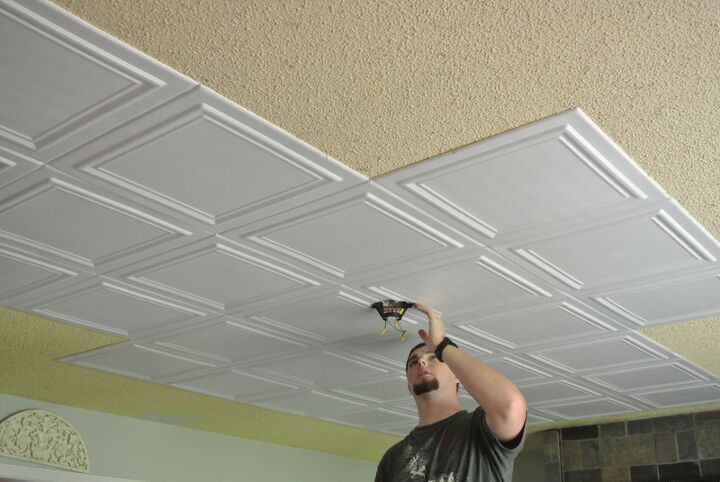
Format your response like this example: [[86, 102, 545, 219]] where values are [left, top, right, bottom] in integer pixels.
[[434, 337, 458, 362]]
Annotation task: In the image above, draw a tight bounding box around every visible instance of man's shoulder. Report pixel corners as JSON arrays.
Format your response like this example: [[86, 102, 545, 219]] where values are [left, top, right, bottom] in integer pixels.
[[380, 434, 412, 460], [376, 434, 411, 480]]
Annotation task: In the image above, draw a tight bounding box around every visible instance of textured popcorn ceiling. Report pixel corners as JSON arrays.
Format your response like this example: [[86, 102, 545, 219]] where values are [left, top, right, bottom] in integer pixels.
[[1, 0, 716, 459]]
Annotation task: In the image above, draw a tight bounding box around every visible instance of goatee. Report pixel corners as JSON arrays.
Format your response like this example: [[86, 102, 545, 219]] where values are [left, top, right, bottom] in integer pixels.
[[413, 377, 439, 395]]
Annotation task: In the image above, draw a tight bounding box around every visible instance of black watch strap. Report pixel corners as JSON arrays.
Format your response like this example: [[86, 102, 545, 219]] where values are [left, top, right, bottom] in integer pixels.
[[434, 337, 458, 362]]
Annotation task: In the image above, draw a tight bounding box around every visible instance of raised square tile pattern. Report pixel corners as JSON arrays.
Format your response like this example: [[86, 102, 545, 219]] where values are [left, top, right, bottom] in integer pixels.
[[1, 0, 720, 435]]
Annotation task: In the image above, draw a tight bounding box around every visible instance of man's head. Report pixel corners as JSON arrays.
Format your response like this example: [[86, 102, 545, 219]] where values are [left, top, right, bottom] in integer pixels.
[[405, 342, 460, 397]]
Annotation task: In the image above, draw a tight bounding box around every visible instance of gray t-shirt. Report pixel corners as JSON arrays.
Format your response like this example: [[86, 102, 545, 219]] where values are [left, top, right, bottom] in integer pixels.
[[375, 408, 526, 482]]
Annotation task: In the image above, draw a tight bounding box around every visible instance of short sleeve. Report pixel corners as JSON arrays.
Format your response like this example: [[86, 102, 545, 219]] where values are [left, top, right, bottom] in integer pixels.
[[478, 407, 527, 453]]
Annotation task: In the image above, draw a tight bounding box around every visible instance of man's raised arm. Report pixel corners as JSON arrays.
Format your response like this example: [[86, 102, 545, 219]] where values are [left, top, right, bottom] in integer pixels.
[[414, 303, 527, 442]]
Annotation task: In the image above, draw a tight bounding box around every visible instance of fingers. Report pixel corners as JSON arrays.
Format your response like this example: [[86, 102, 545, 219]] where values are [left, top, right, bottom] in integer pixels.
[[412, 302, 433, 316], [414, 303, 446, 350]]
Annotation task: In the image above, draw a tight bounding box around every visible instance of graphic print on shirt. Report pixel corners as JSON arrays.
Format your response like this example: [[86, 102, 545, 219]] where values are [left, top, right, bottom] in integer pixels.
[[401, 447, 456, 481], [408, 453, 426, 478]]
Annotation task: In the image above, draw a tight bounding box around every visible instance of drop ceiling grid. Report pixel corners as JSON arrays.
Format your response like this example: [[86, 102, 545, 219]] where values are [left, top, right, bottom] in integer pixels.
[[1, 0, 720, 435]]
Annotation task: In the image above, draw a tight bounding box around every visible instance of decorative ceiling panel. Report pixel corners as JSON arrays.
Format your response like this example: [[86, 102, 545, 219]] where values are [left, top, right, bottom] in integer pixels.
[[327, 407, 416, 429], [68, 342, 215, 381], [375, 109, 668, 244], [0, 169, 195, 270], [457, 298, 621, 350], [332, 375, 413, 404], [480, 356, 552, 384], [583, 363, 710, 393], [516, 380, 598, 405], [536, 398, 639, 420], [528, 336, 669, 374], [630, 385, 720, 409], [503, 201, 719, 292], [0, 242, 77, 303], [356, 251, 554, 317], [591, 272, 720, 327], [224, 184, 469, 281], [0, 148, 41, 190], [0, 0, 195, 162], [256, 390, 368, 418], [247, 287, 390, 343], [151, 317, 309, 364], [28, 278, 208, 337], [107, 237, 324, 312], [346, 331, 492, 372], [50, 87, 366, 229], [251, 351, 389, 387], [3, 0, 720, 436], [172, 368, 299, 401]]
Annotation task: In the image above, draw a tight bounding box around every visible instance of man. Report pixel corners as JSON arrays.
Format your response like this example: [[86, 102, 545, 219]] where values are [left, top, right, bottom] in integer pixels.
[[375, 303, 527, 482]]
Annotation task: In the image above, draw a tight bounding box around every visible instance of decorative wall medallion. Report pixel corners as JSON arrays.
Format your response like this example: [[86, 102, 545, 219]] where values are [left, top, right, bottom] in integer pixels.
[[0, 409, 89, 472]]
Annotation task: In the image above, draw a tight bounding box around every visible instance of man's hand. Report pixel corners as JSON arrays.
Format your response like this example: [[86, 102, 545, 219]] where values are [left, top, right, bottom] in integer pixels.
[[413, 303, 446, 351]]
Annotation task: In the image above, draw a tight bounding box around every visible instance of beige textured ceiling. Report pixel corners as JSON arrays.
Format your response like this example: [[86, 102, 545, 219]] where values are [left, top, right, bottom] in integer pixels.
[[3, 0, 716, 455]]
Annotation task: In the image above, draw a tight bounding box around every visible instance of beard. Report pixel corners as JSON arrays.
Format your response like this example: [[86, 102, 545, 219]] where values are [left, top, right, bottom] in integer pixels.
[[412, 376, 440, 396]]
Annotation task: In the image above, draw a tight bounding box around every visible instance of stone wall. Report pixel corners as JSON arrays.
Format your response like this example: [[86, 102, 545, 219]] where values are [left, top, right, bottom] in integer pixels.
[[556, 410, 720, 482]]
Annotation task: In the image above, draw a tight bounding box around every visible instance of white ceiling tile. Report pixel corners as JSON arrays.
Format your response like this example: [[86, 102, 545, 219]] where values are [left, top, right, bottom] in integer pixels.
[[630, 385, 720, 408], [529, 336, 668, 373], [359, 251, 553, 317], [537, 398, 638, 419], [0, 148, 41, 189], [347, 336, 431, 371], [252, 351, 388, 385], [249, 288, 396, 343], [328, 407, 416, 428], [518, 380, 598, 405], [458, 300, 619, 349], [50, 87, 365, 228], [111, 237, 324, 312], [0, 3, 131, 144], [347, 332, 492, 371], [0, 0, 195, 162], [154, 318, 307, 364], [257, 390, 366, 417], [0, 244, 77, 303], [30, 279, 207, 337], [481, 356, 552, 383], [592, 273, 720, 327], [68, 343, 214, 380], [173, 369, 299, 400], [584, 363, 709, 392], [505, 201, 719, 291], [227, 184, 467, 280], [526, 412, 555, 424], [376, 108, 668, 244], [333, 375, 412, 403], [0, 169, 193, 270]]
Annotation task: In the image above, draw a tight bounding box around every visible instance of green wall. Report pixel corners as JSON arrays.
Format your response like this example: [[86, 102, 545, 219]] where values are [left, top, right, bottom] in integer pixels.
[[0, 393, 377, 482]]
